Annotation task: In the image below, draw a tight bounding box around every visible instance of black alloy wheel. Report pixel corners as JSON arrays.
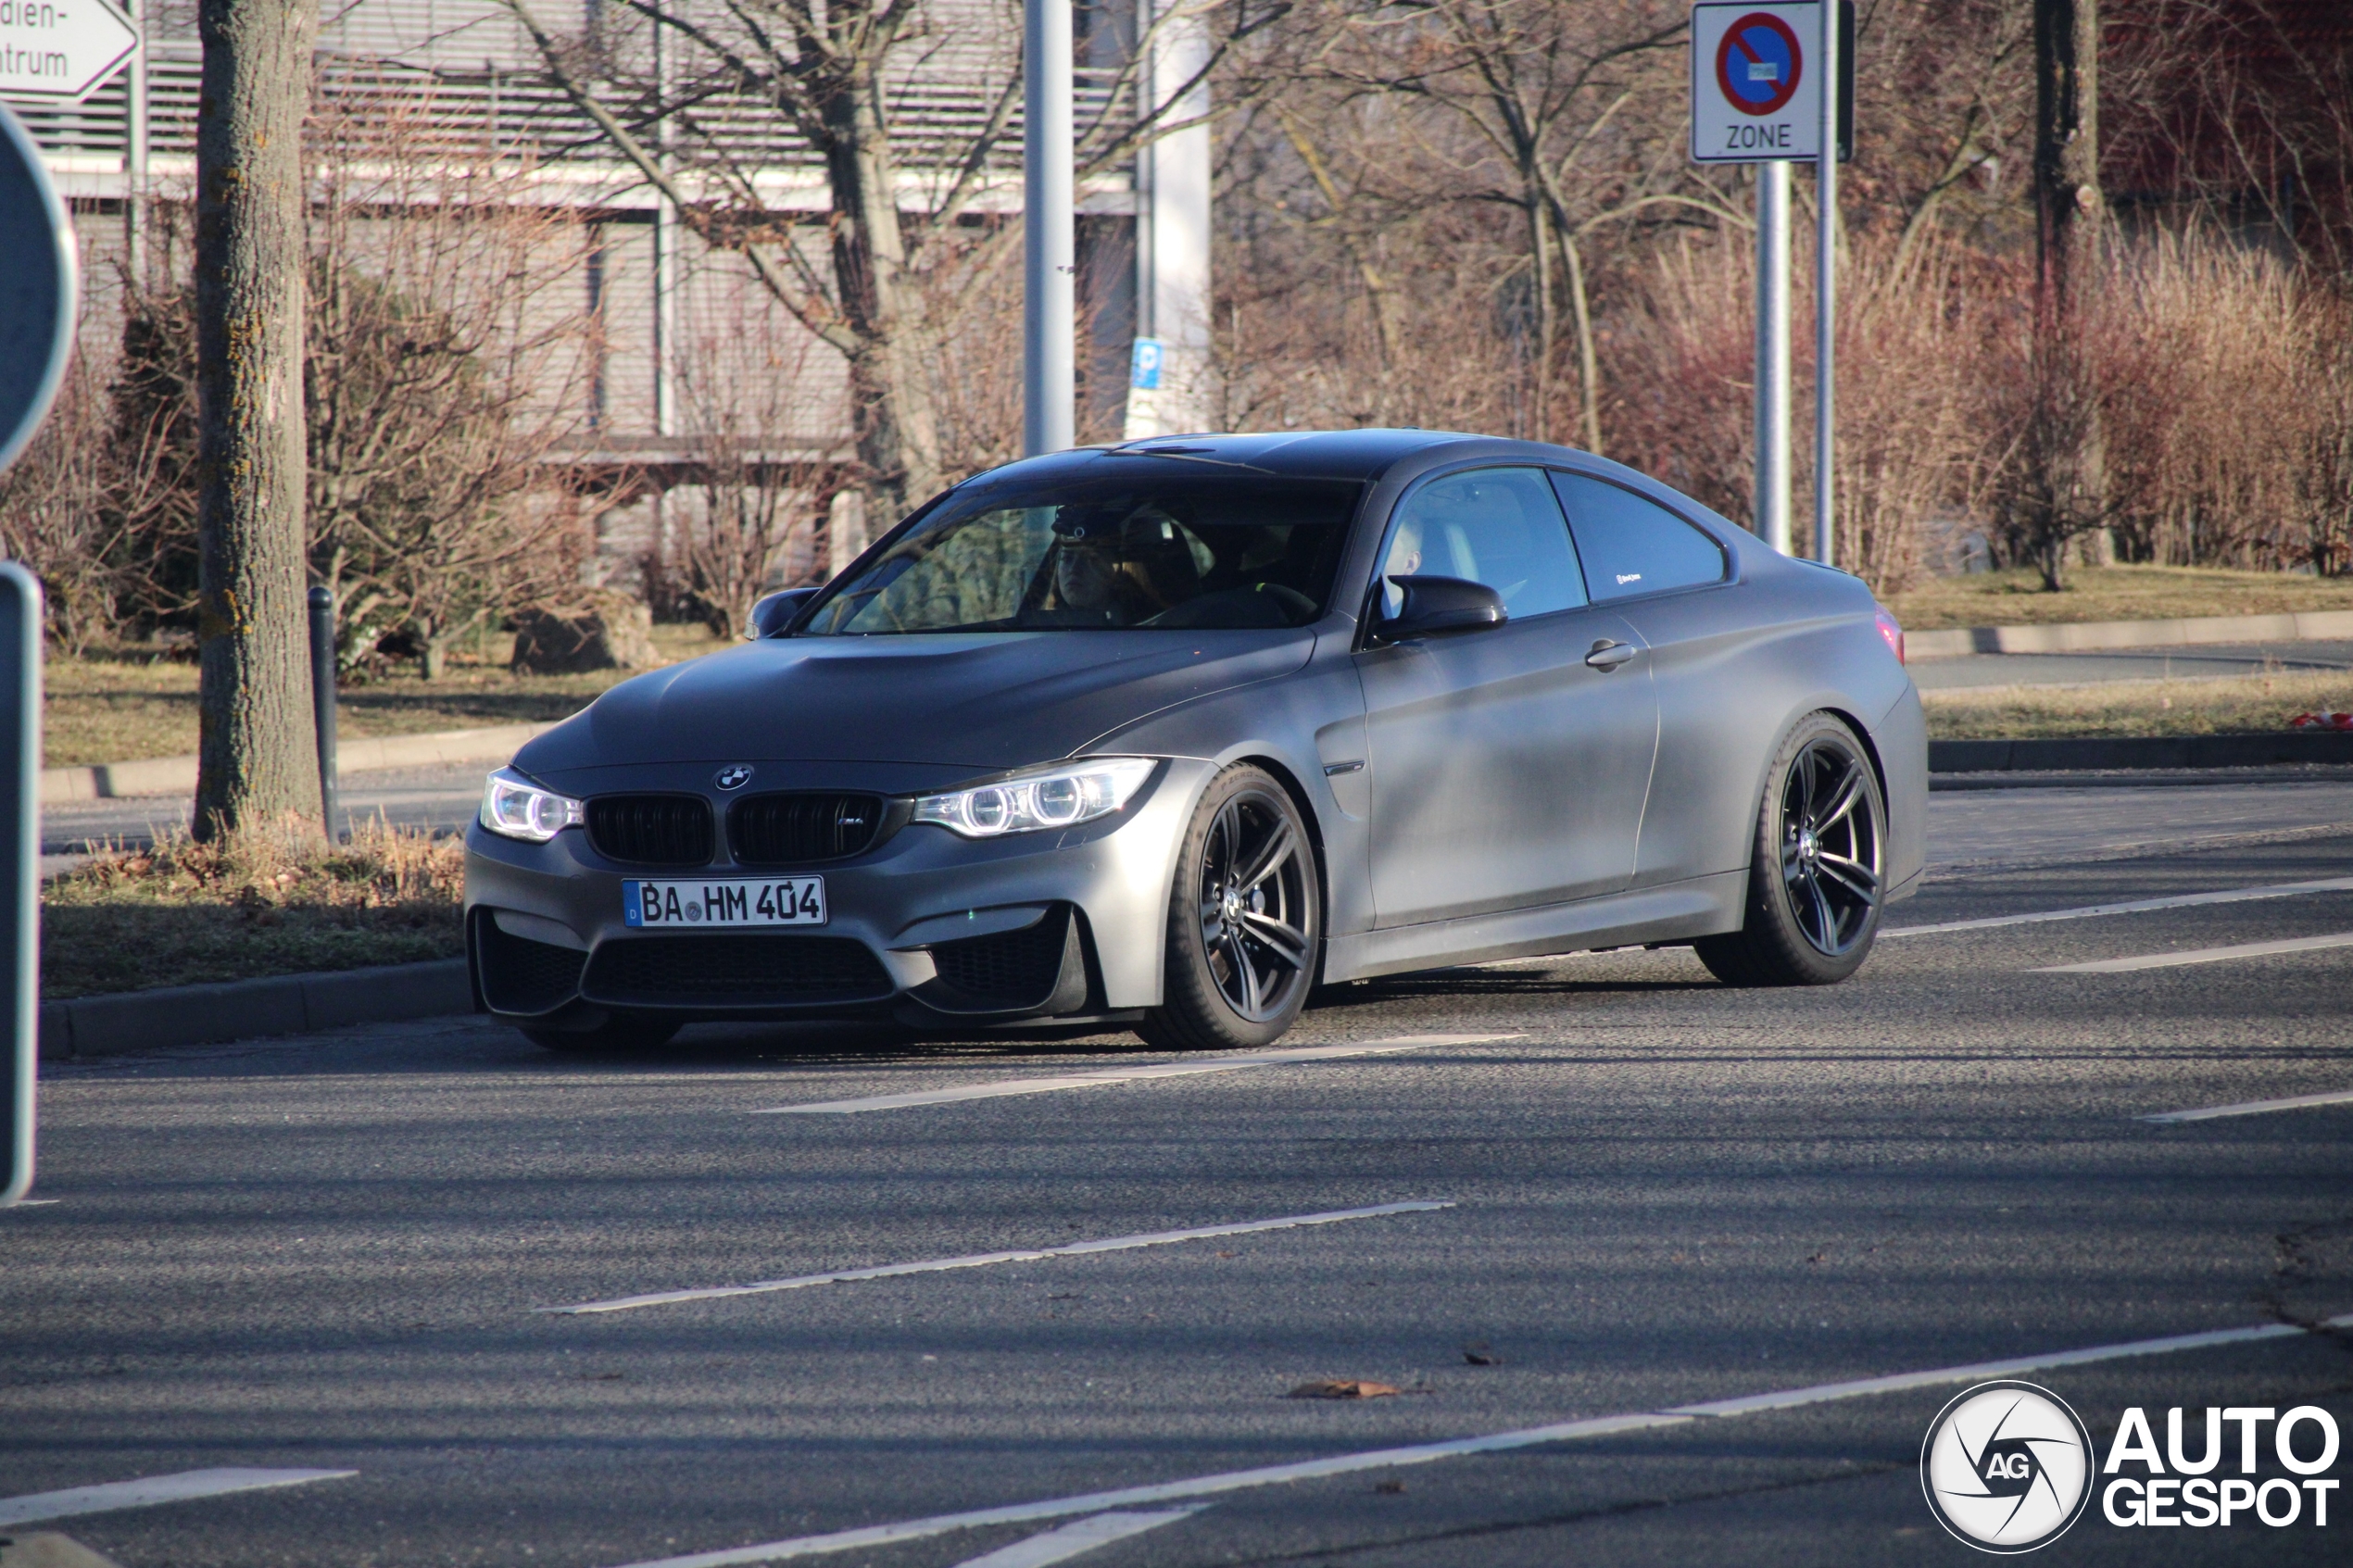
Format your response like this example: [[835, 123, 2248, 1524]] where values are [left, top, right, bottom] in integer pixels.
[[1140, 764, 1321, 1049], [1778, 730, 1883, 957], [1696, 711, 1885, 987]]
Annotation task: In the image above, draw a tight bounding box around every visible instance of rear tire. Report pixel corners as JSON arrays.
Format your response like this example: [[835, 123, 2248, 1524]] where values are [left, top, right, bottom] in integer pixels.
[[522, 1015, 682, 1055], [1137, 765, 1321, 1050], [1695, 712, 1885, 988]]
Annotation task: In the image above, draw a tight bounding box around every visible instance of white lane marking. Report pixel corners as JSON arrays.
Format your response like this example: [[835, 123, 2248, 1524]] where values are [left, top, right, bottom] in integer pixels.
[[950, 1508, 1205, 1568], [592, 1311, 2353, 1568], [752, 1035, 1514, 1115], [2141, 1086, 2353, 1124], [541, 1201, 1454, 1315], [0, 1468, 357, 1527], [2031, 930, 2353, 973], [1885, 875, 2353, 938]]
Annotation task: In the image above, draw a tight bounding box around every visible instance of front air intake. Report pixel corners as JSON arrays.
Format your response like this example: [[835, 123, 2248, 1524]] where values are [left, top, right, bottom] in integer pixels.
[[583, 935, 893, 1007], [585, 795, 714, 867]]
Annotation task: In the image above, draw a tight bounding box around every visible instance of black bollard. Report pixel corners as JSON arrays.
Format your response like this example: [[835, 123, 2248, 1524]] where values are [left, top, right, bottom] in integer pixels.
[[308, 585, 340, 841]]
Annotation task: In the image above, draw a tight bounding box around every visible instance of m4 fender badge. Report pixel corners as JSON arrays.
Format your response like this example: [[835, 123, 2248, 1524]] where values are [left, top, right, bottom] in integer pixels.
[[714, 764, 755, 791]]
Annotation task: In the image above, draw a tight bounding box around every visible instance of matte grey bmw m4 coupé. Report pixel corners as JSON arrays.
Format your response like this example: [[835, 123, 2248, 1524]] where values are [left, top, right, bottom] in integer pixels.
[[465, 430, 1926, 1052]]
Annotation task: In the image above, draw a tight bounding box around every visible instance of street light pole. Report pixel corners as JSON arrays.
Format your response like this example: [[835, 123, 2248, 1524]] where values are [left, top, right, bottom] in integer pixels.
[[1812, 0, 1838, 565], [1023, 0, 1075, 456], [1754, 159, 1792, 555]]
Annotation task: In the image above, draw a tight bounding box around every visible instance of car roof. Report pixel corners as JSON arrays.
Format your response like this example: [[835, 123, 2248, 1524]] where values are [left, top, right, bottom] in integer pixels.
[[971, 428, 1498, 485]]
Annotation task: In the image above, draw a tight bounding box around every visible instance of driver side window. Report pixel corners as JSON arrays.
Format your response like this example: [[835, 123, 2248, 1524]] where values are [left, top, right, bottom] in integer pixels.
[[1378, 467, 1589, 621]]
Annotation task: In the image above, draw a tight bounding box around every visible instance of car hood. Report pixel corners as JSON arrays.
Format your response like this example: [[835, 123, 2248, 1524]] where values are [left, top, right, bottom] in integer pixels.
[[513, 629, 1316, 786]]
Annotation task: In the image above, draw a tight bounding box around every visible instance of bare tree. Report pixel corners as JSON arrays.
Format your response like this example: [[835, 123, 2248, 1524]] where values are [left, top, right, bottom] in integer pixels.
[[495, 0, 1282, 521], [2020, 0, 2108, 588], [304, 99, 602, 677], [194, 0, 323, 835], [1302, 0, 1724, 452], [657, 274, 841, 634]]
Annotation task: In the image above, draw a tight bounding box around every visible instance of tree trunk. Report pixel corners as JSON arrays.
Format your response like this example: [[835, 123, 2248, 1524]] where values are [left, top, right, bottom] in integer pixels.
[[825, 64, 943, 523], [194, 0, 321, 836], [2030, 0, 2106, 589]]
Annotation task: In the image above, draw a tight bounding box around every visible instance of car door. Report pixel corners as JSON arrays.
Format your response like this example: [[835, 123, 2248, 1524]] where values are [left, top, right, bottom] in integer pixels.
[[1547, 470, 1747, 888], [1357, 466, 1660, 928]]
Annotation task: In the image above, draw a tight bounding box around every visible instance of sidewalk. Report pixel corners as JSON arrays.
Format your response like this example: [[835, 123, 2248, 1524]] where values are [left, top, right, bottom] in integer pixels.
[[1906, 608, 2353, 660], [40, 721, 558, 804]]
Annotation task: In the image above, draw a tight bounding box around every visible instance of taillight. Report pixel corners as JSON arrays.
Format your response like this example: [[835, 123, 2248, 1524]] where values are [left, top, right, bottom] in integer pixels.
[[1873, 606, 1905, 665]]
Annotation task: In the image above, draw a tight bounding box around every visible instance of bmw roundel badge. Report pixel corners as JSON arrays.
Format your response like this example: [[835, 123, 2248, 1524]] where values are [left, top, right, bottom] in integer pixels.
[[714, 764, 755, 791]]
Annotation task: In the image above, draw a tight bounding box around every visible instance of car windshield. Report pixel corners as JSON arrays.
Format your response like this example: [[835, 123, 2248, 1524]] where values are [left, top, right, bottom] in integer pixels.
[[800, 475, 1361, 634]]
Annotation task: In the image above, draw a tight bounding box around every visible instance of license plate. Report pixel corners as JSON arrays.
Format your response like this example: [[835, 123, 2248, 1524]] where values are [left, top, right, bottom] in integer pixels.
[[623, 877, 826, 928]]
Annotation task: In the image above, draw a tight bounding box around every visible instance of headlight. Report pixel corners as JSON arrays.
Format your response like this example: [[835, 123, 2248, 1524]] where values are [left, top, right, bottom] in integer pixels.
[[912, 758, 1157, 838], [479, 768, 584, 843]]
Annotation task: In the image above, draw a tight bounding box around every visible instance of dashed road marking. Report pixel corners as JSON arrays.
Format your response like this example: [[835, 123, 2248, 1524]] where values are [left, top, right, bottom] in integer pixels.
[[0, 1469, 357, 1528], [1885, 875, 2353, 938], [542, 1201, 1454, 1315], [950, 1508, 1206, 1567], [2140, 1086, 2353, 1123], [593, 1312, 2353, 1568], [2030, 930, 2353, 973], [752, 1035, 1513, 1115]]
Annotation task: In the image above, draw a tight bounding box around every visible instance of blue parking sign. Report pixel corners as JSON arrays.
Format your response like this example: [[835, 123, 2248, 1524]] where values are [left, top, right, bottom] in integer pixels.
[[1130, 337, 1164, 392]]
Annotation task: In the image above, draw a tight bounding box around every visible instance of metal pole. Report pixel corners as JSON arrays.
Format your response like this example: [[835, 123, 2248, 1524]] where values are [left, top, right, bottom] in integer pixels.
[[308, 586, 339, 841], [1023, 0, 1075, 455], [1754, 160, 1792, 556], [0, 566, 39, 1206], [125, 0, 148, 284], [1812, 0, 1838, 565], [649, 6, 679, 572]]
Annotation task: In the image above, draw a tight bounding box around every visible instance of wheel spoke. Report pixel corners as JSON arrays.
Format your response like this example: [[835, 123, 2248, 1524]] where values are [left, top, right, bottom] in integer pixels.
[[1224, 930, 1264, 1015], [1237, 817, 1297, 893], [1210, 800, 1242, 879], [1240, 911, 1308, 971], [1814, 854, 1879, 900], [1813, 767, 1866, 834], [1803, 866, 1836, 946]]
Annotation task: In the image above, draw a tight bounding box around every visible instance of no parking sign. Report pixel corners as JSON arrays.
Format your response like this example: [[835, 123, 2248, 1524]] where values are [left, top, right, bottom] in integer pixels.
[[1691, 2, 1853, 165]]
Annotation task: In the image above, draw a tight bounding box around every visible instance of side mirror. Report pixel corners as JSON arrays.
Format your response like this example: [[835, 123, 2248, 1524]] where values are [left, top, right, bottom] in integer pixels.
[[746, 587, 819, 640], [1378, 575, 1507, 640]]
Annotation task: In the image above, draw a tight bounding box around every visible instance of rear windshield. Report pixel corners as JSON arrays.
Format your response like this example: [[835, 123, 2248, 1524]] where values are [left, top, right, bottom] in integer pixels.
[[801, 475, 1362, 634]]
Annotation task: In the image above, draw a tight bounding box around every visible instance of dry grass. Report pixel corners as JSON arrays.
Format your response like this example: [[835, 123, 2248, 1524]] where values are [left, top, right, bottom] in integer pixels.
[[1887, 565, 2353, 632], [42, 819, 467, 999], [1923, 670, 2353, 740], [43, 622, 724, 768]]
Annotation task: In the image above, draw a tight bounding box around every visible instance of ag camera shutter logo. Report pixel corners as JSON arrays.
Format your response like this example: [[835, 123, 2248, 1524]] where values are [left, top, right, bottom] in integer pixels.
[[1920, 1381, 2095, 1552]]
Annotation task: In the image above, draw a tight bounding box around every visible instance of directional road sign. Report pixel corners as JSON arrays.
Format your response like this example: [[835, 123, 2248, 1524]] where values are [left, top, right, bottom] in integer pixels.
[[1691, 2, 1852, 165], [0, 0, 139, 102], [0, 100, 76, 474]]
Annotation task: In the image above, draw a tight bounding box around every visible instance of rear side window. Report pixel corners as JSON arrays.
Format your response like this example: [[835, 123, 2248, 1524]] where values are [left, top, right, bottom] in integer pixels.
[[1549, 471, 1727, 602], [1378, 466, 1588, 621]]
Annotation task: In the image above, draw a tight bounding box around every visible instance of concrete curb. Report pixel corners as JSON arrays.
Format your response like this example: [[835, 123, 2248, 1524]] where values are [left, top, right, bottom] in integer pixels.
[[1906, 608, 2353, 661], [1929, 733, 2353, 773], [38, 959, 474, 1060], [40, 721, 561, 804]]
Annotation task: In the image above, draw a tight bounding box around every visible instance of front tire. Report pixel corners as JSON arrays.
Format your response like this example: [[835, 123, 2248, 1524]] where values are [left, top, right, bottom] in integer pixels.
[[1138, 765, 1321, 1050], [1696, 712, 1885, 987]]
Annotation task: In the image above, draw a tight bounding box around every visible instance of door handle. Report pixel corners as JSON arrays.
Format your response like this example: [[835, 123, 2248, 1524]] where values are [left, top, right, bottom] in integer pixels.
[[1585, 640, 1637, 670]]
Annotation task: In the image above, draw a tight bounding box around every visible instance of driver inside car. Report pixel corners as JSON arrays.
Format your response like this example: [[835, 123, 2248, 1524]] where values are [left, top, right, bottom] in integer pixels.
[[1050, 507, 1205, 621]]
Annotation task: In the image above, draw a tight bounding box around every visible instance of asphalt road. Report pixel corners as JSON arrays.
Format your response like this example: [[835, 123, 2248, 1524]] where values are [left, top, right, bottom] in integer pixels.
[[1909, 639, 2353, 690], [7, 790, 2353, 1566]]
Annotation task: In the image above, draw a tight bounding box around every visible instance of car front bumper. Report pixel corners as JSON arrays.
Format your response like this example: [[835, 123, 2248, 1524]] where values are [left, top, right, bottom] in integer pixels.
[[461, 759, 1210, 1030]]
